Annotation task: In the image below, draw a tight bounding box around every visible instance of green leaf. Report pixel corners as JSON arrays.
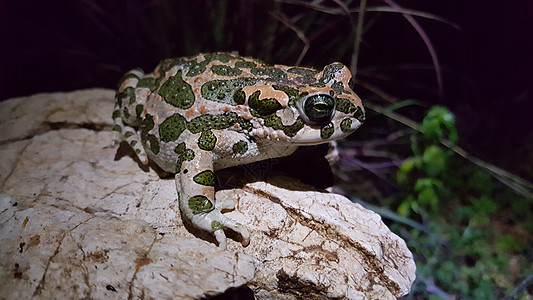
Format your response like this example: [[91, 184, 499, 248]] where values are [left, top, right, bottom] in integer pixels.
[[422, 106, 458, 143], [418, 188, 438, 210], [414, 177, 443, 191], [397, 195, 418, 216], [397, 157, 422, 184], [471, 195, 499, 215], [397, 200, 411, 216], [467, 171, 492, 194], [422, 145, 447, 176]]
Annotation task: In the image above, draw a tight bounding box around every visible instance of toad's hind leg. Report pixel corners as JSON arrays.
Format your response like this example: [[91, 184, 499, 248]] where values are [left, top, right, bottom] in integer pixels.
[[174, 138, 250, 248], [112, 114, 148, 164], [112, 69, 148, 164]]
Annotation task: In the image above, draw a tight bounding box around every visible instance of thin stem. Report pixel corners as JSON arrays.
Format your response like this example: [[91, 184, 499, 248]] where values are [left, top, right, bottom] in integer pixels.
[[383, 0, 444, 97], [268, 11, 310, 65], [351, 0, 366, 77]]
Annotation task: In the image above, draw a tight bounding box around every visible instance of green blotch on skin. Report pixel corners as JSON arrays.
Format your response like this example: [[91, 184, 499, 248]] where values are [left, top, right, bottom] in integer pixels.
[[281, 118, 305, 137], [154, 75, 164, 91], [124, 131, 134, 138], [287, 67, 318, 84], [273, 85, 307, 107], [120, 72, 140, 82], [140, 114, 154, 133], [201, 77, 257, 105], [319, 63, 344, 84], [204, 52, 239, 63], [135, 104, 144, 117], [248, 90, 283, 115], [137, 77, 156, 90], [197, 130, 217, 151], [112, 125, 122, 132], [188, 195, 214, 214], [159, 111, 253, 147], [128, 91, 137, 105], [232, 140, 248, 155], [130, 140, 137, 146], [115, 72, 140, 102], [272, 85, 299, 100], [157, 58, 187, 74], [252, 109, 304, 137], [123, 107, 130, 119], [211, 221, 223, 231], [171, 53, 242, 77], [187, 112, 253, 134], [320, 123, 334, 139], [193, 170, 215, 186], [310, 83, 326, 88], [146, 134, 160, 154], [331, 81, 346, 94], [139, 114, 160, 154], [112, 110, 121, 119], [340, 118, 353, 133], [185, 60, 209, 77], [211, 65, 242, 76], [116, 86, 136, 107], [348, 77, 355, 89], [174, 142, 195, 173], [158, 56, 206, 78], [287, 67, 317, 76], [159, 113, 187, 142], [158, 70, 195, 109], [233, 88, 246, 105], [235, 61, 257, 69], [335, 97, 357, 114], [354, 106, 365, 122], [251, 67, 287, 81]]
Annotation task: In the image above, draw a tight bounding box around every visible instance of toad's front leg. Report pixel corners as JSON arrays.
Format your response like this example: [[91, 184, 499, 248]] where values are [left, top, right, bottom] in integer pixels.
[[174, 135, 250, 249]]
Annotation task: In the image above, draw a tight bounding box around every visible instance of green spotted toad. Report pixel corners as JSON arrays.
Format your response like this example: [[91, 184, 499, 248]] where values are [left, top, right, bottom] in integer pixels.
[[113, 53, 364, 248]]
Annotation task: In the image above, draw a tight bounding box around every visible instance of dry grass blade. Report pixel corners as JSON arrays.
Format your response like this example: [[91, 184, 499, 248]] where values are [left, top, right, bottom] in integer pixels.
[[280, 0, 459, 29], [355, 80, 399, 104], [268, 11, 309, 65], [383, 0, 444, 97], [355, 6, 460, 29], [349, 0, 366, 77]]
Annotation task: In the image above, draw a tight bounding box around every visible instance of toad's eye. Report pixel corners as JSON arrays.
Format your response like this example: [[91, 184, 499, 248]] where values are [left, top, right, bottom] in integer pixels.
[[302, 94, 335, 125]]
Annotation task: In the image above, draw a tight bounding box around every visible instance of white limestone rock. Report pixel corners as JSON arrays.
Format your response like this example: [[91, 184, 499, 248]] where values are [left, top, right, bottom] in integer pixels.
[[0, 89, 415, 299], [222, 180, 416, 299]]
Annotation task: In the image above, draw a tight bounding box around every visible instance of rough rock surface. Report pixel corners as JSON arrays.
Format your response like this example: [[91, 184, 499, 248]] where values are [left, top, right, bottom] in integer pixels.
[[0, 89, 416, 299]]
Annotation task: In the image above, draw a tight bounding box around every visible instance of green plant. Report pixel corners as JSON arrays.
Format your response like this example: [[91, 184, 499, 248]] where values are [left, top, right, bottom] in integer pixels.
[[372, 105, 533, 299], [396, 106, 457, 216]]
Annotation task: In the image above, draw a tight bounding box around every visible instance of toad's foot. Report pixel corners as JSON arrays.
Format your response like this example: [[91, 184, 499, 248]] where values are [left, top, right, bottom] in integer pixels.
[[190, 207, 250, 249]]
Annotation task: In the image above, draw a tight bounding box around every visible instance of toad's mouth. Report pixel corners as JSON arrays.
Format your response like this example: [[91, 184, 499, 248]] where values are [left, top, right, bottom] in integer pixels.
[[290, 119, 363, 145]]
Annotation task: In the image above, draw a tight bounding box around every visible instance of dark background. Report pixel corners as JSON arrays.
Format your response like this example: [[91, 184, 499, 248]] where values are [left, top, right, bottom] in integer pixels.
[[1, 0, 532, 180]]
